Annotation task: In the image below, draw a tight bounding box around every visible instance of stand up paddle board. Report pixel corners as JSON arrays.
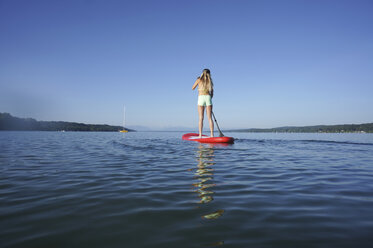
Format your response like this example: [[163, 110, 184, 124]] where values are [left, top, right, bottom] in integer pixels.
[[182, 133, 234, 144]]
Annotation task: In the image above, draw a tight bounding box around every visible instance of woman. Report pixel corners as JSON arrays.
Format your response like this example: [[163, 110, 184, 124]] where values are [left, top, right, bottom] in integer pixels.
[[192, 69, 214, 138]]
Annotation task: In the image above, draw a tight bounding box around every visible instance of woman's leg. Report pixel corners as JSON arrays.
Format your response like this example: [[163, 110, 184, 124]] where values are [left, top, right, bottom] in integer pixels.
[[206, 105, 214, 137], [198, 105, 205, 138]]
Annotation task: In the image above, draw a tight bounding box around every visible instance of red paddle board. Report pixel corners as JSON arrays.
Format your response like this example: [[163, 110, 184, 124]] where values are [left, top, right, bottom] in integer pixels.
[[182, 133, 234, 144]]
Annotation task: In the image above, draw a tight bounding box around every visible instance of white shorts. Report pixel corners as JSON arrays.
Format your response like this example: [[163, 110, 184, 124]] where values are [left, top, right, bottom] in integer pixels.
[[198, 95, 212, 106]]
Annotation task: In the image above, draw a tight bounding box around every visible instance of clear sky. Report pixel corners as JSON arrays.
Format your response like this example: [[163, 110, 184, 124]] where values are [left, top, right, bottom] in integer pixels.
[[1, 0, 372, 130]]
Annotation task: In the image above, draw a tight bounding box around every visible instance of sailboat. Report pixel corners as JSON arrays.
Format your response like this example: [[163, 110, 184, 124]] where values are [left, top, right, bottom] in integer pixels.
[[119, 105, 128, 133]]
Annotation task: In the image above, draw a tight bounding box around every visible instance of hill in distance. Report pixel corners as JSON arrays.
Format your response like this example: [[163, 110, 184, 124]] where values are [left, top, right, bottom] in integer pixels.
[[0, 113, 134, 132], [231, 123, 373, 133]]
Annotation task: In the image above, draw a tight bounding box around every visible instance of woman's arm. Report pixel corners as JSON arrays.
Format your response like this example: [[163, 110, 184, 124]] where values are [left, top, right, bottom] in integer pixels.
[[192, 78, 200, 90]]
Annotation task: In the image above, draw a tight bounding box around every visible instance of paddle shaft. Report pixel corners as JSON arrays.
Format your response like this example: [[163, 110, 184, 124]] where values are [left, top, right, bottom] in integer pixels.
[[211, 111, 224, 137]]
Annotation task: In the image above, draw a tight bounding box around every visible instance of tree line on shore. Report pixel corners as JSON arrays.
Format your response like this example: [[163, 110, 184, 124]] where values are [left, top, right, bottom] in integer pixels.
[[0, 113, 133, 132], [233, 123, 373, 133], [1, 112, 372, 133]]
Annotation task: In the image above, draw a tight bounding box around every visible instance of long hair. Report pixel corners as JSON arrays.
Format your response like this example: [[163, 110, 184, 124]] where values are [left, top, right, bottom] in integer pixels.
[[199, 69, 213, 93]]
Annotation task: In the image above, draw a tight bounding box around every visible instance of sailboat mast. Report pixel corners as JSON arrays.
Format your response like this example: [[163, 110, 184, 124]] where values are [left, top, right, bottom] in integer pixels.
[[123, 105, 126, 129]]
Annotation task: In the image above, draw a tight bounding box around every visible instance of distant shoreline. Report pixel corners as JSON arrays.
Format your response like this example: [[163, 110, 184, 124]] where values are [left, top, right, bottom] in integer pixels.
[[0, 113, 134, 132], [230, 123, 373, 133], [1, 113, 372, 133], [0, 130, 372, 134]]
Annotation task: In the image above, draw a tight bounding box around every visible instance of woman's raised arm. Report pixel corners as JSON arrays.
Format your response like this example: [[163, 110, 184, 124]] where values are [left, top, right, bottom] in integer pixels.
[[192, 78, 200, 90]]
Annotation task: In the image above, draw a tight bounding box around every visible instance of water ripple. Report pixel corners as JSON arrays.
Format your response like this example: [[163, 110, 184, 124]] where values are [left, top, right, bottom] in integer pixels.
[[1, 132, 373, 247]]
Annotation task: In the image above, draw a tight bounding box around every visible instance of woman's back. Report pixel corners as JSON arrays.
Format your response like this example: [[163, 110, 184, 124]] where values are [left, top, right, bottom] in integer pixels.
[[198, 78, 211, 95], [197, 72, 213, 96]]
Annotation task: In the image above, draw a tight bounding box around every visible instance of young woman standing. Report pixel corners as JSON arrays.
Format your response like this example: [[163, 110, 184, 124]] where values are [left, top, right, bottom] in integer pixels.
[[192, 69, 214, 138]]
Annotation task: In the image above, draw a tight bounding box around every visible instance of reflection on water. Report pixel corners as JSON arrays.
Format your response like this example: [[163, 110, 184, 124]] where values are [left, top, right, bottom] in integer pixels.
[[192, 144, 225, 245], [202, 209, 225, 220], [193, 144, 225, 219]]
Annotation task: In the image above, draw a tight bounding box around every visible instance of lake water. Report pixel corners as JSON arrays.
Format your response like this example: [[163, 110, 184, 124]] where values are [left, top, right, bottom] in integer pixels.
[[1, 131, 373, 247]]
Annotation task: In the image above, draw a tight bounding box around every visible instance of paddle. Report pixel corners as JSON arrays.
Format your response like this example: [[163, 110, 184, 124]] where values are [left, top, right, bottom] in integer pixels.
[[211, 111, 224, 137]]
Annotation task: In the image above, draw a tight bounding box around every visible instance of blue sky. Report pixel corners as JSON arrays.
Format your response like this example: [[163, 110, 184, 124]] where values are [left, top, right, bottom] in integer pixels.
[[1, 0, 372, 129]]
